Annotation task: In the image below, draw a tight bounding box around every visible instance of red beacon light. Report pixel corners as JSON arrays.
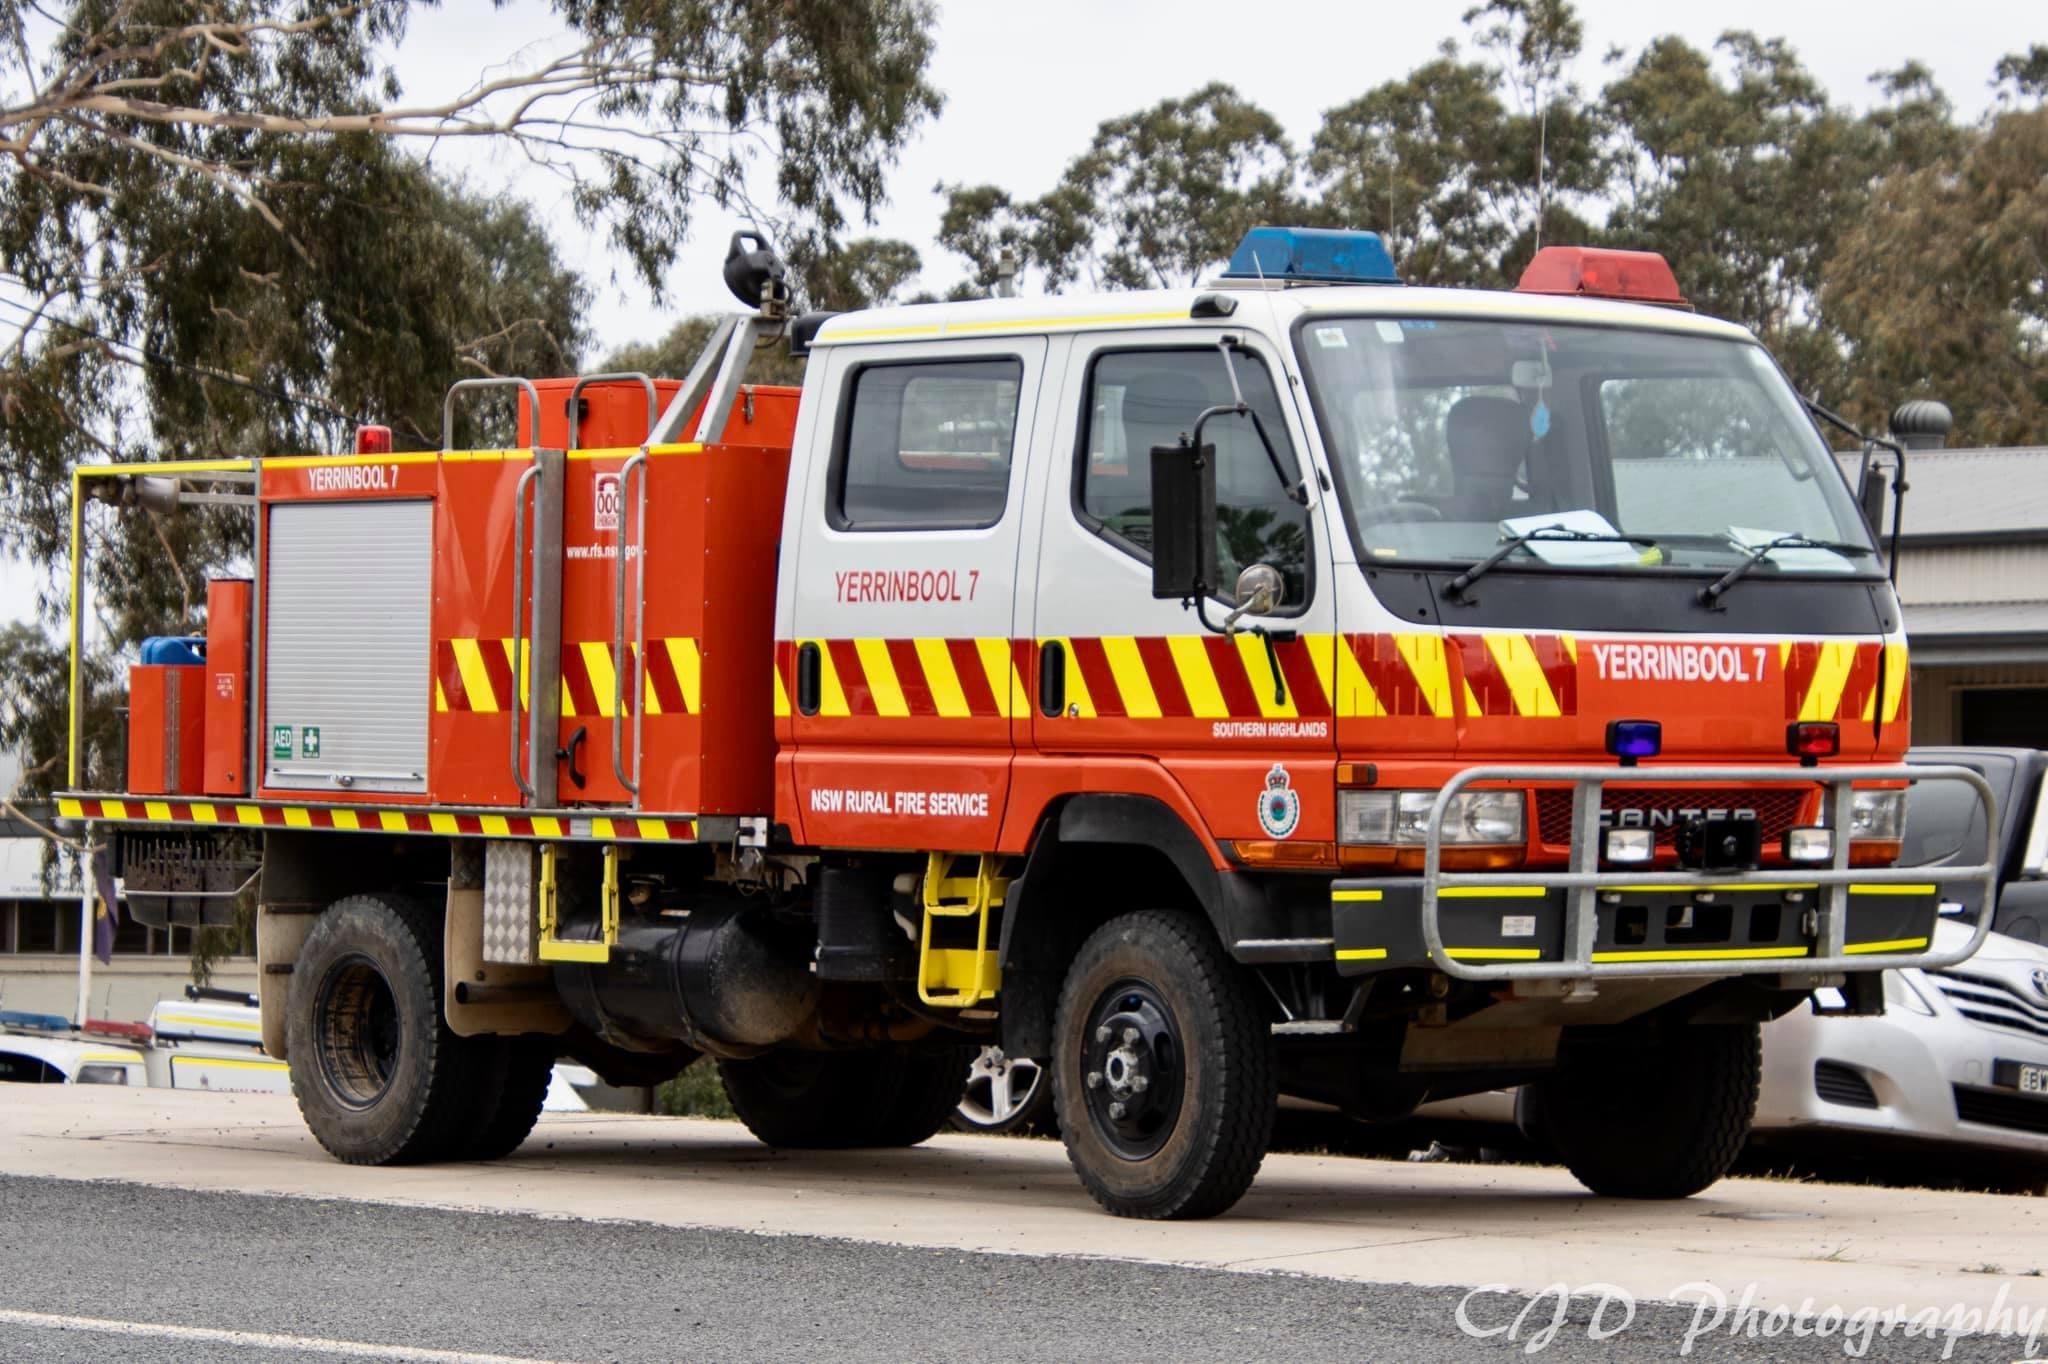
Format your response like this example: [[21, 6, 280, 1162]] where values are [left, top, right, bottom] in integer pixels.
[[1515, 246, 1690, 310], [354, 424, 394, 455]]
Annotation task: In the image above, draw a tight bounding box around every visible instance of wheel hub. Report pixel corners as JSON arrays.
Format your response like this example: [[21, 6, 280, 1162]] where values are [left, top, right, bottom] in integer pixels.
[[1081, 983, 1182, 1158]]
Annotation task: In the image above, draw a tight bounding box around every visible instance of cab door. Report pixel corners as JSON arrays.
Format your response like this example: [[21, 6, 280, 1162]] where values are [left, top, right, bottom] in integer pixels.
[[1023, 331, 1340, 851], [786, 338, 1047, 851]]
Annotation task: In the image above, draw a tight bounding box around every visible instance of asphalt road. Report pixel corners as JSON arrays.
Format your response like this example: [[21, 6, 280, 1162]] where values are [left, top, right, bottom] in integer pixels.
[[0, 1174, 2039, 1364]]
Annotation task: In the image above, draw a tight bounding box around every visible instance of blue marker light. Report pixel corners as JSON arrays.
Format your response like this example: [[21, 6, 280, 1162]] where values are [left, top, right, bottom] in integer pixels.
[[1223, 227, 1402, 285], [1605, 719, 1662, 767]]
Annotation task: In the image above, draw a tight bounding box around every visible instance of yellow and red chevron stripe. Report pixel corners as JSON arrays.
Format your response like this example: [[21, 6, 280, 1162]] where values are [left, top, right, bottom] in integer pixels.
[[1782, 640, 1908, 724], [777, 633, 1553, 722], [55, 797, 696, 842], [435, 638, 701, 718]]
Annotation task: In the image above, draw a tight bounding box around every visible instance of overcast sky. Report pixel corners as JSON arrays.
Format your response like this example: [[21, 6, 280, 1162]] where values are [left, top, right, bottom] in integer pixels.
[[3, 0, 2034, 629]]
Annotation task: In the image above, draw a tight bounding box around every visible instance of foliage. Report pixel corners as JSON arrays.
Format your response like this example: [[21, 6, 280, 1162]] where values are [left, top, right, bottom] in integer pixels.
[[656, 1057, 736, 1119]]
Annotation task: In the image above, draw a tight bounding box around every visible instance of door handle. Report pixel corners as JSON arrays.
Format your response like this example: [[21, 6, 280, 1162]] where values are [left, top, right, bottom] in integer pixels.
[[556, 726, 588, 790], [1039, 640, 1066, 717], [796, 642, 822, 716]]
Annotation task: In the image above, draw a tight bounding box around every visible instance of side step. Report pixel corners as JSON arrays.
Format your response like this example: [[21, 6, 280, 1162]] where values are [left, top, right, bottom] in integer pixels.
[[917, 852, 1011, 1006], [536, 843, 619, 964]]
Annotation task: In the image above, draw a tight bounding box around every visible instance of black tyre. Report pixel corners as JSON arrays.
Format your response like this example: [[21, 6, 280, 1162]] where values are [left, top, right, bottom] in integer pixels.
[[286, 892, 482, 1166], [1052, 910, 1275, 1220], [460, 1037, 558, 1161], [1531, 1023, 1761, 1199], [720, 1046, 975, 1149], [952, 1046, 1055, 1136], [871, 1044, 979, 1147]]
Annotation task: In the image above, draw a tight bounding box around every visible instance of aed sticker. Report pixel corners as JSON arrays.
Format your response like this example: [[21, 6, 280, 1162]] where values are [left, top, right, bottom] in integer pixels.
[[1314, 325, 1350, 349], [1257, 763, 1301, 839], [270, 724, 292, 760], [1373, 320, 1405, 344], [1501, 915, 1537, 939]]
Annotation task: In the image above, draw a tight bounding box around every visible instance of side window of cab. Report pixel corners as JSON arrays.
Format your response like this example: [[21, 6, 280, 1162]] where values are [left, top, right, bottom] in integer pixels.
[[1075, 347, 1310, 608], [830, 357, 1023, 531]]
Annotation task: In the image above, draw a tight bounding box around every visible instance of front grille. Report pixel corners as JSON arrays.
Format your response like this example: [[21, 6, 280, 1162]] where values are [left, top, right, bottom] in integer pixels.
[[1927, 969, 2048, 1042], [1954, 1085, 2048, 1135], [1534, 787, 1811, 849], [1813, 1060, 1879, 1109]]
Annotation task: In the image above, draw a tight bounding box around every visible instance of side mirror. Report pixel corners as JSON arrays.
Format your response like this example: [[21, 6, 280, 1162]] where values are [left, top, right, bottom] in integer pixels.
[[1149, 440, 1218, 600], [1858, 464, 1887, 539]]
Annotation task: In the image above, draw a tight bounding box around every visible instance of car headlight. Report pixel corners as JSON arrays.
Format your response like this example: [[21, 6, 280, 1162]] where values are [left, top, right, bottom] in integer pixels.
[[1850, 789, 1906, 841], [1338, 790, 1525, 846]]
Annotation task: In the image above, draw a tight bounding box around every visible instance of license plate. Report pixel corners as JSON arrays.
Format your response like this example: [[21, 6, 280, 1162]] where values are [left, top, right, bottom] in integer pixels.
[[1992, 1059, 2048, 1095]]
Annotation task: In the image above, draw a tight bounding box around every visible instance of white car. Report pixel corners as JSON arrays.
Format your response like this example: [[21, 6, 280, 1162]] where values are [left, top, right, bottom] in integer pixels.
[[1752, 920, 2048, 1159], [0, 1014, 146, 1086]]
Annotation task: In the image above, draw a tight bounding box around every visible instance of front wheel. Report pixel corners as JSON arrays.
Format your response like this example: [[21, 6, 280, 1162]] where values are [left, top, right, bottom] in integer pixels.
[[1529, 1022, 1761, 1199], [1053, 910, 1275, 1219]]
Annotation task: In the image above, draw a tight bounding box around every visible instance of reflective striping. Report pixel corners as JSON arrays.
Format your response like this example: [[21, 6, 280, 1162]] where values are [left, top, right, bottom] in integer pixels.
[[156, 1012, 260, 1033], [171, 1054, 289, 1070], [435, 638, 700, 716], [1447, 947, 1544, 960], [1438, 886, 1547, 899], [1605, 883, 1818, 894], [1334, 947, 1389, 961], [53, 797, 698, 843], [1331, 888, 1384, 902], [1591, 945, 1809, 962], [1784, 639, 1907, 725], [915, 637, 973, 718], [1845, 936, 1931, 954], [1849, 883, 1937, 896]]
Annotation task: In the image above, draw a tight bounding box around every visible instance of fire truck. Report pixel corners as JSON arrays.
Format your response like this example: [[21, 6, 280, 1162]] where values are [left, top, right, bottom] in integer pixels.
[[57, 228, 2000, 1220]]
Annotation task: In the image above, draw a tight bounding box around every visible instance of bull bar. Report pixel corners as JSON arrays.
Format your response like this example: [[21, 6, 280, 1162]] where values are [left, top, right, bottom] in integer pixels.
[[1416, 763, 1998, 982]]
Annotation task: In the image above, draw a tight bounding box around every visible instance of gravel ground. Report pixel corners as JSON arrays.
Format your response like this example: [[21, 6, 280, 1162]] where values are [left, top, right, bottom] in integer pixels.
[[0, 1175, 2039, 1363]]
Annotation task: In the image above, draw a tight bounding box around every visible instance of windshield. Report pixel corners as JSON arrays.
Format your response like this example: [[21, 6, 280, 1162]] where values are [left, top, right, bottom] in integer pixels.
[[1297, 318, 1877, 575]]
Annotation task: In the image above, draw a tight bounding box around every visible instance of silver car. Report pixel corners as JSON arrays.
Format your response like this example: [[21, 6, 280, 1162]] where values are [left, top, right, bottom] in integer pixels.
[[1752, 920, 2048, 1158]]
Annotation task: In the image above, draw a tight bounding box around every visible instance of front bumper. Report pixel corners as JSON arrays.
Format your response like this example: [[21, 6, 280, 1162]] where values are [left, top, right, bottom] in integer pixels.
[[1332, 763, 1998, 982]]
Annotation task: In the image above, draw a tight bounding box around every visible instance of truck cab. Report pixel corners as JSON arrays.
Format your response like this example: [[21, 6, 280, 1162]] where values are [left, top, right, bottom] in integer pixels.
[[59, 228, 2002, 1220]]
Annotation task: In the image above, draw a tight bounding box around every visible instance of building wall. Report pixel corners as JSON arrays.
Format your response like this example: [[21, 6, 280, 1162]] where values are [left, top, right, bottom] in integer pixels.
[[1911, 664, 2048, 748], [1896, 543, 2048, 607], [0, 954, 260, 1022]]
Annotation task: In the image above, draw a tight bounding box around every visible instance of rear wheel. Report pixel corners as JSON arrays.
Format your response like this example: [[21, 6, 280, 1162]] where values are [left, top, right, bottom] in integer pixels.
[[460, 1037, 558, 1161], [1052, 910, 1275, 1219], [720, 1045, 976, 1150], [287, 892, 481, 1166], [1530, 1023, 1761, 1198]]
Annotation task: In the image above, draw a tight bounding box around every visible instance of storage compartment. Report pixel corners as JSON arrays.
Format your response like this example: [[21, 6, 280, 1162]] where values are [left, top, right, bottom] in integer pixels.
[[515, 378, 802, 451], [127, 650, 205, 795], [204, 578, 253, 795], [263, 500, 433, 795]]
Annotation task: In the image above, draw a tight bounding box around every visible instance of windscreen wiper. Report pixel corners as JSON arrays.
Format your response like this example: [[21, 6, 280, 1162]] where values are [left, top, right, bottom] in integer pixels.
[[1444, 526, 1657, 600], [1696, 534, 1876, 609]]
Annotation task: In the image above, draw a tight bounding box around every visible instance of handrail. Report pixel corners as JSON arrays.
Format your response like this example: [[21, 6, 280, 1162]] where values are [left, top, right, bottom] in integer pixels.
[[609, 450, 649, 798], [443, 377, 544, 452], [1412, 763, 1999, 982], [507, 464, 540, 800], [567, 373, 658, 450]]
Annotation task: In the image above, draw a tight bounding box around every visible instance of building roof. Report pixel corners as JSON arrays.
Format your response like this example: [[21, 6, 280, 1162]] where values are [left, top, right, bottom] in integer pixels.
[[1905, 601, 2048, 640], [1859, 446, 2048, 540]]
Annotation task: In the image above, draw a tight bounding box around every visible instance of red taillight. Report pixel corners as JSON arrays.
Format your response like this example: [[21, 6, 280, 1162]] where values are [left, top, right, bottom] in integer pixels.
[[1787, 721, 1841, 761], [1515, 246, 1689, 309], [354, 424, 393, 455]]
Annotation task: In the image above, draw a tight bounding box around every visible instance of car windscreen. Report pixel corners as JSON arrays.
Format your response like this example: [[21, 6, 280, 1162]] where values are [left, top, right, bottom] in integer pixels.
[[1297, 317, 1877, 576]]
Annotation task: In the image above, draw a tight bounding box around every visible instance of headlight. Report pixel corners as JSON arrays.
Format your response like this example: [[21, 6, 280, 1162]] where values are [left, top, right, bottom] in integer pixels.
[[1338, 790, 1525, 846], [1850, 789, 1906, 841]]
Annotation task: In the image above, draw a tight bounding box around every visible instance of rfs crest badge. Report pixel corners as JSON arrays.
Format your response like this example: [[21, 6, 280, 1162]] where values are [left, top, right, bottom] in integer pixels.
[[1258, 764, 1301, 839]]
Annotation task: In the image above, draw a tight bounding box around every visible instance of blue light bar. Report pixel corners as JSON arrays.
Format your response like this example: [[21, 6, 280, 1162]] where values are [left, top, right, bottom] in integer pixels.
[[0, 1009, 73, 1034], [1222, 227, 1401, 285]]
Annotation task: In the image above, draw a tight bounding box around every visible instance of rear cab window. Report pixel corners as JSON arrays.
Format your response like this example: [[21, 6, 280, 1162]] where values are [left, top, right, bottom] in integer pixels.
[[831, 358, 1023, 531]]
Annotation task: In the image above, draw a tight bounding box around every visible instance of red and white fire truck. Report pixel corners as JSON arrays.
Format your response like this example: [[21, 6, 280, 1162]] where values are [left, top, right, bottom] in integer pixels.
[[57, 228, 1999, 1219]]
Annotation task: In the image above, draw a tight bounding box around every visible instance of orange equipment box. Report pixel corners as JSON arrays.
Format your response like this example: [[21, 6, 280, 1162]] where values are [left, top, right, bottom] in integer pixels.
[[204, 578, 253, 795], [128, 659, 205, 795], [516, 377, 803, 451]]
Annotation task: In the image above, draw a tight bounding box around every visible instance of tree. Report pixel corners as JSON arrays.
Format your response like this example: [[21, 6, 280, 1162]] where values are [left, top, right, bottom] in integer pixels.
[[1310, 3, 1605, 287], [1, 1, 943, 798], [1823, 106, 2048, 447], [784, 233, 923, 311], [937, 84, 1298, 292]]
